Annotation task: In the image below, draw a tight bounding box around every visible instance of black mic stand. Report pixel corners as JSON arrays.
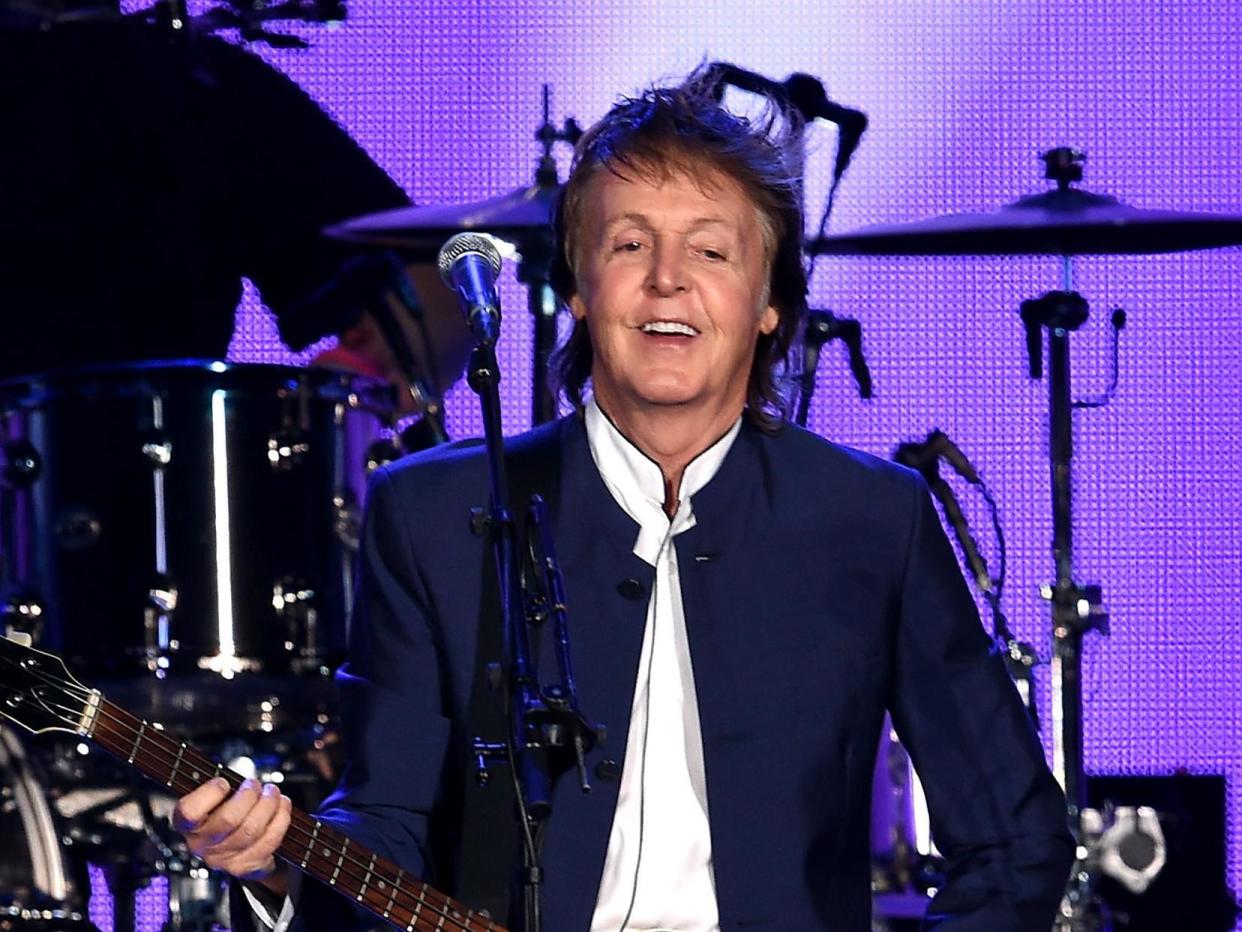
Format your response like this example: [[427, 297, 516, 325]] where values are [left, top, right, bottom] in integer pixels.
[[464, 329, 599, 932]]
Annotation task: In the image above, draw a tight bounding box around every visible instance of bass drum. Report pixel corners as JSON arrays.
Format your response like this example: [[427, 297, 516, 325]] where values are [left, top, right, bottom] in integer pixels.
[[0, 727, 90, 930], [0, 362, 394, 736]]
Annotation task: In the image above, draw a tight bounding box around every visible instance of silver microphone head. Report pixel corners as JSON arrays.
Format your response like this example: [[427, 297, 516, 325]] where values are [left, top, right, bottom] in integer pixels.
[[436, 232, 503, 286]]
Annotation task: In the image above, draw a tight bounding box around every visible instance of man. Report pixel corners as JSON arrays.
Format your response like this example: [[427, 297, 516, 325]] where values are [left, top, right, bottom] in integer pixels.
[[0, 0, 466, 398], [174, 71, 1074, 930]]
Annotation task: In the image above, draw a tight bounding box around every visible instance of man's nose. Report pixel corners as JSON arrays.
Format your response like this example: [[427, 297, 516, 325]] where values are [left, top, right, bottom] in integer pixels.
[[647, 242, 688, 296]]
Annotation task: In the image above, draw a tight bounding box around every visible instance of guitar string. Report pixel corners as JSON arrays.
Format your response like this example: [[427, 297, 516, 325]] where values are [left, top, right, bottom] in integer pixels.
[[30, 690, 484, 932], [25, 687, 487, 932], [0, 653, 495, 932]]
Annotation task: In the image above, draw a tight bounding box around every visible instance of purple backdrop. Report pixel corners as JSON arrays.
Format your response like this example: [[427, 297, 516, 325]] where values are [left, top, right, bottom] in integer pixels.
[[99, 0, 1242, 925]]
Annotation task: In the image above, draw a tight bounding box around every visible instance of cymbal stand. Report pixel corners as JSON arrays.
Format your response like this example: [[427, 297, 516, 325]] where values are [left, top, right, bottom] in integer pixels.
[[522, 85, 581, 425], [1018, 269, 1110, 930]]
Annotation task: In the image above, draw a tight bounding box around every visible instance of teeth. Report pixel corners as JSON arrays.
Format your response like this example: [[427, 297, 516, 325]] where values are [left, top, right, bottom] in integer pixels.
[[641, 321, 697, 336]]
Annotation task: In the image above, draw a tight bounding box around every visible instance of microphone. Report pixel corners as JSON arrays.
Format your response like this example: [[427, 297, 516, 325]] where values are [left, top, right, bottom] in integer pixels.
[[892, 436, 991, 592], [703, 64, 868, 182], [926, 429, 981, 485], [782, 72, 868, 181], [436, 233, 503, 346]]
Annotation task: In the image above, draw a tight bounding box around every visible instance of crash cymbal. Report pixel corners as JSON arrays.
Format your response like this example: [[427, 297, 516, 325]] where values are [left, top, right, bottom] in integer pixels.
[[324, 183, 560, 255], [809, 186, 1242, 257]]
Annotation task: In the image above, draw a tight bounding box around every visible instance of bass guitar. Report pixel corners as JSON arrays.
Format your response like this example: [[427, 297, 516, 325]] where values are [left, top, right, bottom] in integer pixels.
[[0, 633, 504, 932]]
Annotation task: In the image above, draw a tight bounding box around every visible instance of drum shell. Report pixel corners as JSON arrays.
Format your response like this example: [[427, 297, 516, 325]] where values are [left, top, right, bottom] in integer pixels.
[[0, 362, 392, 727]]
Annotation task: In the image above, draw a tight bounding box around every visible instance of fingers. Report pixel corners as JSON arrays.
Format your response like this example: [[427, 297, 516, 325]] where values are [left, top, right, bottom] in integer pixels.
[[171, 776, 232, 834], [173, 778, 292, 879]]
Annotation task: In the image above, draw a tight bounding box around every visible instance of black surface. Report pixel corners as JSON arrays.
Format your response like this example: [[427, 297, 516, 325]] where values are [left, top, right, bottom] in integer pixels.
[[1088, 773, 1240, 931]]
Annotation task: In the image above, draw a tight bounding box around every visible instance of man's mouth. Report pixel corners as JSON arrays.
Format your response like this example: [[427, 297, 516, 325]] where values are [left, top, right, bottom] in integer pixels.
[[640, 320, 698, 336]]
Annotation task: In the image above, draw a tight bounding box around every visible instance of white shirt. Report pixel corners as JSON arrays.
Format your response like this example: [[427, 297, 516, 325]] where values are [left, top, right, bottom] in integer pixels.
[[587, 397, 737, 932], [247, 400, 738, 931]]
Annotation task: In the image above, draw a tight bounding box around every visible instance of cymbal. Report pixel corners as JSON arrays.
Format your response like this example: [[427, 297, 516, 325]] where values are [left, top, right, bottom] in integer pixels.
[[324, 184, 560, 254], [808, 186, 1242, 257]]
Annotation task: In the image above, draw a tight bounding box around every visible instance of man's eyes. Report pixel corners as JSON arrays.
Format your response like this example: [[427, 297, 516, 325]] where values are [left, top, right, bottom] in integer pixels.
[[606, 239, 731, 260]]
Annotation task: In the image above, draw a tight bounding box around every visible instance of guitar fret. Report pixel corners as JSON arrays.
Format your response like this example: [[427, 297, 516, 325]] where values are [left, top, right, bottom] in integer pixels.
[[0, 640, 503, 932], [406, 871, 428, 930], [168, 743, 186, 788], [384, 869, 402, 918], [128, 720, 147, 763], [358, 851, 376, 901], [302, 821, 321, 870], [331, 837, 348, 884]]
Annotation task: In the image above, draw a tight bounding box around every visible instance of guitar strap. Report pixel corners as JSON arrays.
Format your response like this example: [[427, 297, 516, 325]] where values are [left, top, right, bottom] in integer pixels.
[[454, 423, 563, 927]]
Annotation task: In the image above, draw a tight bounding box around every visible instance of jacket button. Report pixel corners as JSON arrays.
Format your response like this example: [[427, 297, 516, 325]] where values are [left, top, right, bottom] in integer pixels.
[[616, 578, 645, 601], [595, 758, 621, 782]]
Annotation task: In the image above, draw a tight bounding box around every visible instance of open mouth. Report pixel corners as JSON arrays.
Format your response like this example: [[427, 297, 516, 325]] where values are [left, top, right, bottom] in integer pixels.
[[640, 320, 698, 337]]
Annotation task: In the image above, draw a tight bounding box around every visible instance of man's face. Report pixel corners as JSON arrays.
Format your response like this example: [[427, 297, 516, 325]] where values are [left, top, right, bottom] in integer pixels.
[[569, 166, 779, 422]]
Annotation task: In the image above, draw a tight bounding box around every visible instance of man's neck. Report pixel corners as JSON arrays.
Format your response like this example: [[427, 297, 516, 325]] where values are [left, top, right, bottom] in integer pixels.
[[595, 397, 743, 516]]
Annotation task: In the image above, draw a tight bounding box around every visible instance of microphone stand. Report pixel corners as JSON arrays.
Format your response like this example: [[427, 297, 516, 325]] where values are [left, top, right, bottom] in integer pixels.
[[464, 329, 598, 932]]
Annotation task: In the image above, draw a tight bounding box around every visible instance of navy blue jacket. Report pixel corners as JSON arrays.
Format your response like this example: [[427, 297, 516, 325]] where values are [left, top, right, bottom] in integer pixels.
[[286, 414, 1071, 930]]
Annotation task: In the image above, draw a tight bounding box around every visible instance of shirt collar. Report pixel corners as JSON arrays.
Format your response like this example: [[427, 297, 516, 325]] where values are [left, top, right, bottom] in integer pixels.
[[584, 396, 741, 563]]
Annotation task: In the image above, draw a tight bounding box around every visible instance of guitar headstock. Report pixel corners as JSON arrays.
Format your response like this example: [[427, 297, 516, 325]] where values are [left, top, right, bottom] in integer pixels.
[[0, 634, 96, 736]]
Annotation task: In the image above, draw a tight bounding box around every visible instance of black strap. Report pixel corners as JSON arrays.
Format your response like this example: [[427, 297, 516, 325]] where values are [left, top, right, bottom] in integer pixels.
[[454, 424, 564, 926]]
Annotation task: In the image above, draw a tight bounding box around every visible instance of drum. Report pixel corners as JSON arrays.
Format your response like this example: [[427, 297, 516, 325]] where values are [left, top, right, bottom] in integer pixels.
[[0, 727, 90, 930], [0, 362, 394, 734]]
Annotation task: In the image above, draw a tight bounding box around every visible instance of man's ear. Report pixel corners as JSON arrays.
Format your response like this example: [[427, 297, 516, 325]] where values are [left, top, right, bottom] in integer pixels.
[[570, 294, 589, 322], [758, 303, 779, 336]]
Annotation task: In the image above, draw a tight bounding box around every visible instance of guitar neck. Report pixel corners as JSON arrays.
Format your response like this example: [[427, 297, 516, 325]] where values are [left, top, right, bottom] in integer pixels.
[[86, 696, 503, 932]]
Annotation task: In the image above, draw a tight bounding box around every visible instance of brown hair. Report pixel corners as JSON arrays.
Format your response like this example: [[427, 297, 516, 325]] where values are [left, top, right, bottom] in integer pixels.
[[549, 67, 808, 428]]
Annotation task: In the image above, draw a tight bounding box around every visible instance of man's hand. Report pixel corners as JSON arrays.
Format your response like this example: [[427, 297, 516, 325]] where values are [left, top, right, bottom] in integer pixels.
[[172, 777, 293, 897]]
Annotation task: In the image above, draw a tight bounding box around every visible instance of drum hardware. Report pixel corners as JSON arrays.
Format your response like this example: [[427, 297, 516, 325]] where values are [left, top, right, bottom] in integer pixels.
[[271, 575, 325, 675], [0, 726, 91, 929], [808, 147, 1242, 257], [266, 428, 311, 469], [880, 429, 1043, 916], [1086, 806, 1168, 896], [1, 439, 41, 488], [37, 714, 342, 930], [2, 596, 46, 645], [824, 147, 1242, 930], [0, 362, 390, 736], [327, 86, 582, 425]]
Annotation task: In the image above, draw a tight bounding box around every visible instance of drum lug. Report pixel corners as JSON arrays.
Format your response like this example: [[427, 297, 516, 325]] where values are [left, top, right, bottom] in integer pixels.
[[147, 582, 179, 614], [333, 492, 361, 552], [141, 436, 173, 466], [1, 439, 42, 489], [267, 429, 311, 470], [1, 593, 45, 644], [273, 577, 320, 665]]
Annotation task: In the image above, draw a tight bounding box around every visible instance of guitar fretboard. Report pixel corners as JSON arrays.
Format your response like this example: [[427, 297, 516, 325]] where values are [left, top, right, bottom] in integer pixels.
[[87, 697, 503, 932]]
